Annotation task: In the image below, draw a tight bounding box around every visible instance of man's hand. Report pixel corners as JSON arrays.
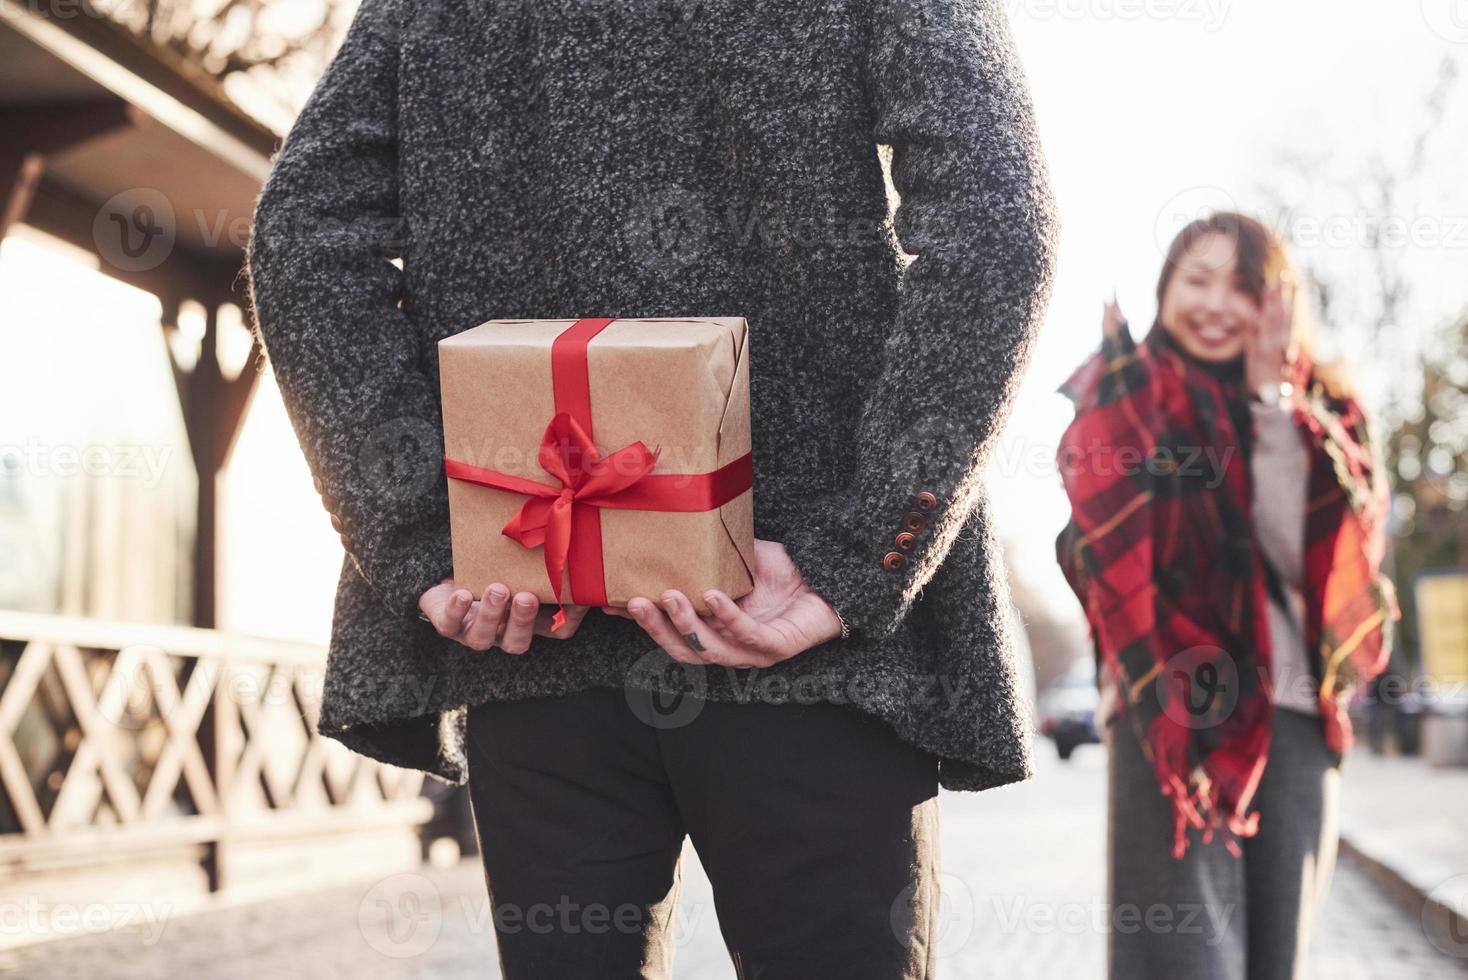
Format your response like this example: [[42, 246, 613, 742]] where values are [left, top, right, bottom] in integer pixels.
[[419, 580, 591, 653], [603, 538, 844, 669]]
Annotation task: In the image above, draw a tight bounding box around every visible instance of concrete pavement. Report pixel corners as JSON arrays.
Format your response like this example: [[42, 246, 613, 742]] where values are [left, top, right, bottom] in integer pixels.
[[8, 737, 1467, 978], [1337, 746, 1468, 965]]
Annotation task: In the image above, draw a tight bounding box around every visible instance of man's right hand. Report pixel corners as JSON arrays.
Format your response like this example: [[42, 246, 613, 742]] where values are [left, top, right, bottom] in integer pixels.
[[419, 580, 591, 654]]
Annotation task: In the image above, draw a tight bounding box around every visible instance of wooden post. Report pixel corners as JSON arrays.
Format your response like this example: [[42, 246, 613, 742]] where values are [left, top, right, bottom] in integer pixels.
[[186, 296, 260, 892], [0, 152, 45, 245], [174, 296, 261, 631], [0, 103, 135, 249]]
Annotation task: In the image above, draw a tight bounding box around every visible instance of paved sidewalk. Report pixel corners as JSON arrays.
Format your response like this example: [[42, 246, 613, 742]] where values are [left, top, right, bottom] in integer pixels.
[[1337, 747, 1468, 959], [8, 739, 1468, 978]]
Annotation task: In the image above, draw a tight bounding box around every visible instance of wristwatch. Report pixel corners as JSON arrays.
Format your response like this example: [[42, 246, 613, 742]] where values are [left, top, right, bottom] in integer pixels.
[[1251, 379, 1294, 408]]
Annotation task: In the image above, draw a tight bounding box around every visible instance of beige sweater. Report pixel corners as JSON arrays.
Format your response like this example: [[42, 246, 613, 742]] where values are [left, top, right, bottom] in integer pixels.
[[1096, 398, 1318, 726]]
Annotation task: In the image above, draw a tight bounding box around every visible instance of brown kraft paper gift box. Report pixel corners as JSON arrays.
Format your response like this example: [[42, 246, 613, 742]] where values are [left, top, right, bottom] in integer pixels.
[[438, 316, 757, 619]]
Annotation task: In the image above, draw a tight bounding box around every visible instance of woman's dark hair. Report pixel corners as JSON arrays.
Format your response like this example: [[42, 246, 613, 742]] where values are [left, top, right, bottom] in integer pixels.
[[1155, 210, 1355, 400], [1156, 211, 1284, 309]]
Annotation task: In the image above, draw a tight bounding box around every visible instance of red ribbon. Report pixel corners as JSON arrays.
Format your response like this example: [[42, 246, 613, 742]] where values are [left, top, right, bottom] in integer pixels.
[[444, 317, 753, 631]]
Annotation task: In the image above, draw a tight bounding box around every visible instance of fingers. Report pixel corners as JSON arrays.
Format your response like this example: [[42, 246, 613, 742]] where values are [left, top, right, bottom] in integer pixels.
[[418, 580, 454, 622], [460, 584, 510, 650], [1242, 297, 1261, 352], [659, 591, 747, 664], [497, 592, 541, 654], [1277, 275, 1298, 348], [638, 591, 775, 669], [625, 595, 720, 665], [425, 582, 599, 652], [1264, 280, 1291, 339], [433, 585, 779, 659], [1249, 281, 1284, 356], [700, 590, 777, 653], [424, 585, 475, 638]]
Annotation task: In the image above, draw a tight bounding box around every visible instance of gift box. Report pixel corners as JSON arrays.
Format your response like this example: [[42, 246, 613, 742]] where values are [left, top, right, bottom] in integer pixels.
[[438, 316, 757, 628]]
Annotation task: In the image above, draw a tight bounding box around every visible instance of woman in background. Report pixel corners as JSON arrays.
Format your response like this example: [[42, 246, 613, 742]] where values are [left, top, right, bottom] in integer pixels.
[[1054, 211, 1399, 980]]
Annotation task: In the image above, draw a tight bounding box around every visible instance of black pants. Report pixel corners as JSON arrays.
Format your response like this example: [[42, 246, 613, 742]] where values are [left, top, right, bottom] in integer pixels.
[[465, 685, 942, 979]]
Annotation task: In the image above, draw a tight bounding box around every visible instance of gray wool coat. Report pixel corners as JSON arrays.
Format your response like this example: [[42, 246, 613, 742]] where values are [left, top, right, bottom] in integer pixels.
[[245, 0, 1059, 792]]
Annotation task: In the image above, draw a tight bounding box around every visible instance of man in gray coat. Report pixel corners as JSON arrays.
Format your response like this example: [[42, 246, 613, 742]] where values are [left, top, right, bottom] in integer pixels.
[[247, 0, 1058, 975]]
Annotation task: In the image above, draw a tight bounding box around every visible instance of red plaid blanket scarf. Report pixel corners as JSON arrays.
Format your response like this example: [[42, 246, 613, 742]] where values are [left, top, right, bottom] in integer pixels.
[[1055, 323, 1400, 859]]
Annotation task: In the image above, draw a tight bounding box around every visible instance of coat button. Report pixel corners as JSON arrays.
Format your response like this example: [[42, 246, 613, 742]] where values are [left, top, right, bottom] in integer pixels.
[[330, 514, 344, 534], [894, 531, 916, 552], [313, 475, 324, 494], [901, 512, 926, 534], [339, 533, 353, 551], [883, 551, 906, 572], [322, 494, 337, 513], [913, 491, 937, 512]]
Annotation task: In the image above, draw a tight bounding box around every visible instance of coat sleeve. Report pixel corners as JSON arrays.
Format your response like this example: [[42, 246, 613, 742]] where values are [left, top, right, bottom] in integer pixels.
[[782, 0, 1060, 641], [245, 0, 452, 620]]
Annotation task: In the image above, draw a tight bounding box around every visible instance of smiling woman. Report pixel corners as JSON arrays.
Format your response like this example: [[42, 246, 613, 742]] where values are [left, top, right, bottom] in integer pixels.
[[1054, 210, 1397, 980]]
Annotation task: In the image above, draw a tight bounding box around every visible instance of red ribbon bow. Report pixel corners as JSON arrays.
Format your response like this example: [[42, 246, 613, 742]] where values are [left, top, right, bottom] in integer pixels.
[[444, 317, 752, 632]]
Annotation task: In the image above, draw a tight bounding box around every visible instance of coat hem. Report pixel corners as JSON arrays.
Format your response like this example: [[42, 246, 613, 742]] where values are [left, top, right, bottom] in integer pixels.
[[316, 662, 1035, 795]]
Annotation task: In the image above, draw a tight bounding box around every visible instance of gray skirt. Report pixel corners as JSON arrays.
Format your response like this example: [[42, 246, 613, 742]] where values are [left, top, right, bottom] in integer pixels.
[[1104, 705, 1341, 980]]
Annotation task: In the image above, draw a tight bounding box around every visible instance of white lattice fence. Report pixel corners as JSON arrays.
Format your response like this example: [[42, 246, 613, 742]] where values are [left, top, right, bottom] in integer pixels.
[[0, 611, 433, 946]]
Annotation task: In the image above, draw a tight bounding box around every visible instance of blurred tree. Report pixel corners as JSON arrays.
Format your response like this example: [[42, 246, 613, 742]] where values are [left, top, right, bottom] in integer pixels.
[[1386, 313, 1468, 666], [1256, 55, 1461, 427], [88, 0, 361, 130], [1253, 53, 1467, 672]]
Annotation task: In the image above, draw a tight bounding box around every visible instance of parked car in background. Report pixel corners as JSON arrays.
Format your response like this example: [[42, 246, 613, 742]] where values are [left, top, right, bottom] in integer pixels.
[[1038, 656, 1101, 760]]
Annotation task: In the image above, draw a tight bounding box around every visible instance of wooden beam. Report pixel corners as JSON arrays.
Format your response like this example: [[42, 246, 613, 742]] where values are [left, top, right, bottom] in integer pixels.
[[0, 101, 138, 157], [23, 180, 236, 299], [2, 0, 278, 181], [0, 102, 137, 245]]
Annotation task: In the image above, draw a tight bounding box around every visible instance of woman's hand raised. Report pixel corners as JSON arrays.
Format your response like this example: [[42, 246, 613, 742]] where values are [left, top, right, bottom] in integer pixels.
[[1245, 274, 1299, 398]]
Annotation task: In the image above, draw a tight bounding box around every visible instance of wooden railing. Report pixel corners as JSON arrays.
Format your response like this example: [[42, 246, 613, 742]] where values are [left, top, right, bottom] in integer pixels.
[[0, 611, 434, 945]]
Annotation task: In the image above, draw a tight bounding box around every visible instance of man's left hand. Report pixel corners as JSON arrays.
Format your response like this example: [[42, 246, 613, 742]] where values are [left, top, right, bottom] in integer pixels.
[[604, 538, 844, 668]]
